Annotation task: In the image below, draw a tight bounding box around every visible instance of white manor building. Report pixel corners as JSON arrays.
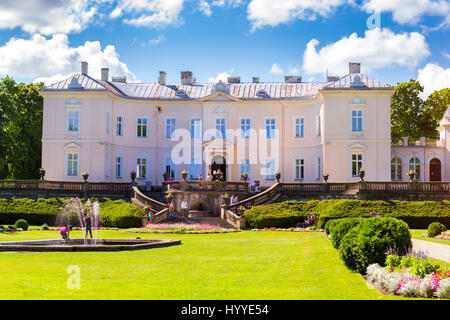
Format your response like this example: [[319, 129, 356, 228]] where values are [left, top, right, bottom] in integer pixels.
[[40, 62, 450, 186]]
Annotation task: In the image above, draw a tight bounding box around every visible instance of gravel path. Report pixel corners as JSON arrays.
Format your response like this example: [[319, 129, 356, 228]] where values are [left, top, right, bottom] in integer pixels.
[[411, 239, 450, 263]]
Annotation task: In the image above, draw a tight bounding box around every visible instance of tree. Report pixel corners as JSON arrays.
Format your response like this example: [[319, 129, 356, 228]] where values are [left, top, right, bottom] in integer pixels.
[[423, 88, 450, 138], [0, 77, 44, 179]]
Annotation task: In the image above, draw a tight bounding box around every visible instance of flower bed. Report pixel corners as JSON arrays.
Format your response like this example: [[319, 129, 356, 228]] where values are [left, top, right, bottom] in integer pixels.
[[435, 231, 450, 241], [27, 227, 119, 231], [365, 248, 450, 299], [125, 223, 239, 234], [251, 227, 323, 232]]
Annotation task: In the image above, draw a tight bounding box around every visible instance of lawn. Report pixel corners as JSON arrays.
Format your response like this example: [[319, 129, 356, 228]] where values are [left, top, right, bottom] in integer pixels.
[[410, 229, 450, 245], [0, 229, 407, 300]]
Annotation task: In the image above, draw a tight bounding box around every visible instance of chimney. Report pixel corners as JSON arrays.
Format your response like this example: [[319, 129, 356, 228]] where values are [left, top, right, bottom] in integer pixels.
[[327, 75, 340, 82], [252, 77, 259, 83], [349, 62, 361, 74], [158, 71, 166, 86], [101, 68, 109, 81], [227, 76, 241, 84], [181, 71, 193, 85], [81, 61, 88, 75], [403, 137, 409, 146], [284, 76, 302, 83]]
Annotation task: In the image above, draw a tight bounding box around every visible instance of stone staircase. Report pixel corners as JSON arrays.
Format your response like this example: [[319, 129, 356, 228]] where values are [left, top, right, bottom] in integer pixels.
[[165, 216, 235, 229]]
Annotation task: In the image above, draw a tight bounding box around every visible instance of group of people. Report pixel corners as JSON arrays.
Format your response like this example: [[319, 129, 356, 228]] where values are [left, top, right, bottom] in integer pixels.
[[296, 215, 316, 228], [60, 212, 93, 240], [229, 194, 239, 204]]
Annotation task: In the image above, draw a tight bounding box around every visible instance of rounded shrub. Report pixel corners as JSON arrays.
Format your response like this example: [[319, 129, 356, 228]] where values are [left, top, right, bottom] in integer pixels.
[[330, 217, 364, 249], [427, 222, 447, 238], [14, 219, 29, 230], [338, 218, 412, 274]]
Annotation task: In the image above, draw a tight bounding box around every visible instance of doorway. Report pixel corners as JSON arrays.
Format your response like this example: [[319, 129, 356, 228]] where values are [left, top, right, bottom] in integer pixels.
[[429, 158, 441, 181], [210, 155, 226, 181]]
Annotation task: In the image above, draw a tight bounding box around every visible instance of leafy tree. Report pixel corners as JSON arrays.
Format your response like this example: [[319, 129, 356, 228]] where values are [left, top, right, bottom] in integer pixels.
[[423, 88, 450, 138]]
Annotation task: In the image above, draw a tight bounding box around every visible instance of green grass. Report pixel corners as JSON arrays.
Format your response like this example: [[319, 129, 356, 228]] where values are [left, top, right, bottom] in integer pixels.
[[410, 229, 450, 245], [0, 229, 407, 300]]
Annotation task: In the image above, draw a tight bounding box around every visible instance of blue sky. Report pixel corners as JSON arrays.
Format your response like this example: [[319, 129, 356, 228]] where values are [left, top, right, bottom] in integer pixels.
[[0, 0, 448, 97]]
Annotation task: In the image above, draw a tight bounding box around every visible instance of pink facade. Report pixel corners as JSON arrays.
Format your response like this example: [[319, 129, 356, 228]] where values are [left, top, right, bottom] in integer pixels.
[[39, 62, 450, 186]]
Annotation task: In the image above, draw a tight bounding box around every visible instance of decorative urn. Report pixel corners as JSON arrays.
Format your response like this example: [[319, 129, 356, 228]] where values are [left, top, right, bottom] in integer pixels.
[[82, 171, 89, 182], [39, 168, 46, 180], [275, 171, 281, 183], [358, 169, 365, 181]]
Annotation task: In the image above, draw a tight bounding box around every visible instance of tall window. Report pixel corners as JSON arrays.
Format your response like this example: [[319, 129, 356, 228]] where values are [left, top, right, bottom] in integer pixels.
[[409, 157, 421, 180], [165, 159, 175, 180], [240, 159, 250, 179], [115, 156, 123, 178], [66, 153, 79, 176], [352, 153, 363, 177], [352, 110, 363, 132], [190, 160, 202, 180], [191, 119, 201, 139], [136, 118, 147, 138], [295, 159, 304, 180], [116, 116, 123, 136], [241, 119, 251, 138], [391, 158, 402, 181], [295, 118, 304, 138], [136, 157, 147, 178], [67, 109, 80, 132], [216, 118, 226, 139], [165, 118, 176, 139], [264, 159, 275, 180], [266, 118, 276, 138]]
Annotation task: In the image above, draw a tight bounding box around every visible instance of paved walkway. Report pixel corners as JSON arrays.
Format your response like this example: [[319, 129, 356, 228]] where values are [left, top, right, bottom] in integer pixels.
[[411, 239, 450, 263]]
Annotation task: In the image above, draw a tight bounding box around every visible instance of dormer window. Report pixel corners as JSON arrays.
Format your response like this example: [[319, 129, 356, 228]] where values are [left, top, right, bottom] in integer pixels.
[[256, 89, 269, 98], [176, 89, 188, 98]]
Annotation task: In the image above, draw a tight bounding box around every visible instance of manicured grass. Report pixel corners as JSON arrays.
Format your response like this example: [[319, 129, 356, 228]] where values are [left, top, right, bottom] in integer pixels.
[[0, 230, 406, 300], [410, 229, 450, 245]]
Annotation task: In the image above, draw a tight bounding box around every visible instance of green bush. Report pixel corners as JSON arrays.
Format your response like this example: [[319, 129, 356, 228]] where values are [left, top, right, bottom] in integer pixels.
[[427, 222, 447, 238], [14, 219, 29, 230], [330, 218, 364, 249], [338, 218, 412, 274], [324, 219, 340, 235]]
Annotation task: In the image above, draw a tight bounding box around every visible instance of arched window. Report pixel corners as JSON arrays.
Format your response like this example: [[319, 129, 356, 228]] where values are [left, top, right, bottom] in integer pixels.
[[391, 158, 402, 181], [409, 157, 421, 180], [256, 89, 269, 98]]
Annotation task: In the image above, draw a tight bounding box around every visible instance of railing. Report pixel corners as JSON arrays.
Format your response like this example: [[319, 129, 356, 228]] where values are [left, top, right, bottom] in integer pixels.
[[280, 182, 358, 194], [132, 186, 167, 213], [221, 207, 246, 229], [359, 181, 450, 193], [165, 180, 249, 192], [227, 183, 282, 215]]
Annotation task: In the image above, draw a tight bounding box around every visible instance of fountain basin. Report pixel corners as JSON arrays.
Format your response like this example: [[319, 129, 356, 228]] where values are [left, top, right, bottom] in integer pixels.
[[0, 238, 181, 252]]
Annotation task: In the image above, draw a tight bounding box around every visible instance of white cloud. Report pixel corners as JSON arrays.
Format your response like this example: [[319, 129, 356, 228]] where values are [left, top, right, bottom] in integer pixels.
[[111, 0, 184, 27], [208, 68, 234, 83], [199, 0, 212, 17], [417, 63, 450, 99], [0, 34, 136, 85], [269, 63, 283, 75], [302, 28, 430, 76], [0, 0, 104, 35], [199, 0, 244, 17], [247, 0, 348, 31], [140, 34, 166, 46], [362, 0, 450, 27]]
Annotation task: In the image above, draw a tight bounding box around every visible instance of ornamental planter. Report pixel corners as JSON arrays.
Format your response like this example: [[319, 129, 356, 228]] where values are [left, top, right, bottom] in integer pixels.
[[408, 172, 416, 181], [358, 170, 365, 181], [223, 194, 230, 206], [82, 173, 89, 182], [323, 174, 329, 182], [130, 170, 137, 183], [182, 172, 188, 181], [275, 171, 281, 183], [39, 169, 46, 180], [241, 173, 248, 183], [163, 172, 169, 181]]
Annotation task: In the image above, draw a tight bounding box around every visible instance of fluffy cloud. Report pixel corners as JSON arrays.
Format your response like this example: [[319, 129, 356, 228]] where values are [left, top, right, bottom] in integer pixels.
[[302, 28, 430, 75], [269, 63, 283, 75], [111, 0, 184, 28], [247, 0, 348, 31], [417, 63, 450, 99], [0, 0, 103, 35], [208, 68, 234, 83], [0, 34, 136, 85], [361, 0, 450, 27]]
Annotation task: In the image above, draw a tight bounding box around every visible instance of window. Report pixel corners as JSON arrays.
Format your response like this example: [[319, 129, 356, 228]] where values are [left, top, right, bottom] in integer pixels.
[[106, 112, 110, 134], [165, 158, 176, 180], [66, 153, 79, 176], [352, 110, 363, 132], [409, 157, 421, 180], [295, 118, 304, 138], [240, 159, 250, 179], [67, 109, 80, 132], [295, 159, 304, 180], [165, 118, 176, 139], [216, 118, 226, 139], [352, 153, 363, 177], [264, 159, 275, 180], [391, 158, 402, 181], [136, 157, 147, 178], [136, 118, 147, 138], [317, 157, 321, 179], [190, 119, 201, 139], [266, 118, 276, 138], [190, 160, 202, 180], [316, 115, 321, 136], [241, 119, 251, 138], [116, 116, 123, 136], [115, 156, 123, 178]]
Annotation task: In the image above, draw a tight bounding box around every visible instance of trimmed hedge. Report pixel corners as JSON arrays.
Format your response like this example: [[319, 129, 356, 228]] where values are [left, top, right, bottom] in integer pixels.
[[0, 197, 145, 228], [242, 199, 450, 229], [329, 218, 364, 249], [427, 222, 447, 238]]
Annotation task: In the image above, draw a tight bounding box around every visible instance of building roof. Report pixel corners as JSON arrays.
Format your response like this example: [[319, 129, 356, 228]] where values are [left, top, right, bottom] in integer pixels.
[[42, 72, 392, 100]]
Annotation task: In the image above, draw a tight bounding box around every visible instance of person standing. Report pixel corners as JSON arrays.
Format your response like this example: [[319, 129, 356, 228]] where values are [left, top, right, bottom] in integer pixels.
[[148, 211, 153, 225], [84, 213, 93, 240], [181, 199, 189, 217], [169, 202, 175, 220]]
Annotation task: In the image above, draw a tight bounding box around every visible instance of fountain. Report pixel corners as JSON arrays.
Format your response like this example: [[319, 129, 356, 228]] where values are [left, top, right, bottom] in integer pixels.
[[0, 197, 181, 252]]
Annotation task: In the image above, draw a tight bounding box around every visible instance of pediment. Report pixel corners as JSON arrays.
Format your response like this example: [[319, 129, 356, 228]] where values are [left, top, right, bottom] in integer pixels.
[[64, 142, 82, 150], [200, 90, 240, 102], [65, 97, 81, 106], [348, 142, 367, 151], [349, 96, 366, 106], [202, 137, 236, 149]]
